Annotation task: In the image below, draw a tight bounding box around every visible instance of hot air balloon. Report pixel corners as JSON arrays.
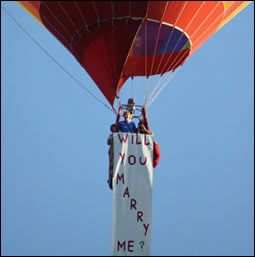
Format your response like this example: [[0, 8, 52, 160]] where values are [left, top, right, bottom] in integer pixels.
[[14, 2, 252, 256], [16, 1, 251, 110]]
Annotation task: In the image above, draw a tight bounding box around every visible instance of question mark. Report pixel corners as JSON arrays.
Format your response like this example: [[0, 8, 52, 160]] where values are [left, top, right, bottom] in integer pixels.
[[139, 241, 145, 251]]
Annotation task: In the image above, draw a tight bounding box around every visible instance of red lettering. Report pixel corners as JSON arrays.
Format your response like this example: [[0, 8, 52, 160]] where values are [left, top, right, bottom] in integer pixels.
[[118, 134, 128, 143], [128, 241, 134, 252], [123, 187, 130, 198], [116, 173, 125, 185], [128, 155, 136, 165], [131, 134, 134, 144], [143, 224, 149, 236], [137, 211, 143, 222], [136, 134, 141, 144], [117, 241, 126, 251], [117, 241, 134, 252], [144, 134, 150, 145], [130, 199, 137, 210], [139, 156, 147, 165], [119, 153, 125, 164], [119, 154, 149, 166]]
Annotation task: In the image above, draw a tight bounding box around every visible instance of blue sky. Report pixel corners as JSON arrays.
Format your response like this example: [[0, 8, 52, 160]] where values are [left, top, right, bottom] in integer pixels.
[[1, 1, 254, 256]]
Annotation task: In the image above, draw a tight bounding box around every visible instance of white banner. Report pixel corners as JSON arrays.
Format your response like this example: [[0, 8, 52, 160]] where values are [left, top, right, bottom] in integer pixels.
[[111, 133, 154, 256]]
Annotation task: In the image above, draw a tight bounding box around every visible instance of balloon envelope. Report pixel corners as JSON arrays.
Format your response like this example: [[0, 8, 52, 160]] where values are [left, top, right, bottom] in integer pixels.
[[17, 1, 251, 106]]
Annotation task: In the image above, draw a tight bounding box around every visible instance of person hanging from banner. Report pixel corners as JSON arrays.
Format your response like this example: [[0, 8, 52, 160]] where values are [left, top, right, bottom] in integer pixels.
[[107, 124, 117, 190]]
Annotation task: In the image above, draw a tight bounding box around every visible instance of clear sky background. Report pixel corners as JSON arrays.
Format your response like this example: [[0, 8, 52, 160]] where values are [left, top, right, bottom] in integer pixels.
[[1, 1, 254, 256]]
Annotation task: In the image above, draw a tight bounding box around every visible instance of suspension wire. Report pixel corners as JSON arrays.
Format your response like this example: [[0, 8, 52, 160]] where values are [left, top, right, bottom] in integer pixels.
[[145, 1, 188, 104], [143, 3, 149, 107], [137, 1, 236, 108], [125, 0, 132, 24], [57, 1, 82, 38], [145, 68, 177, 108], [144, 77, 149, 106], [92, 0, 101, 29], [154, 1, 185, 76], [41, 1, 118, 111], [144, 2, 169, 106], [149, 3, 218, 106], [145, 1, 234, 108], [158, 0, 224, 77], [144, 17, 148, 106], [189, 1, 235, 53], [43, 1, 116, 95], [2, 4, 115, 114], [146, 1, 202, 105], [156, 1, 205, 77], [41, 2, 73, 41], [131, 77, 133, 98], [148, 2, 169, 78], [146, 68, 179, 108], [144, 1, 188, 105], [117, 4, 150, 109], [165, 1, 221, 71], [74, 1, 90, 32]]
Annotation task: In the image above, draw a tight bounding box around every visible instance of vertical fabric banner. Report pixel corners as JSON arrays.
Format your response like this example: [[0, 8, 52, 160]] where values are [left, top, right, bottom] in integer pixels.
[[111, 133, 154, 256]]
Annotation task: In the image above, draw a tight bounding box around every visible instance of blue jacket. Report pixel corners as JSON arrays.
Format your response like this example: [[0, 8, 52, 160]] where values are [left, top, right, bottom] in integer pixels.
[[118, 120, 136, 133]]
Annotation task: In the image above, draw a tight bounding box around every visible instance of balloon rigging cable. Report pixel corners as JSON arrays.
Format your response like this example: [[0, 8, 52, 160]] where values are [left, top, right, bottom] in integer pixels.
[[143, 1, 236, 108], [1, 4, 115, 114]]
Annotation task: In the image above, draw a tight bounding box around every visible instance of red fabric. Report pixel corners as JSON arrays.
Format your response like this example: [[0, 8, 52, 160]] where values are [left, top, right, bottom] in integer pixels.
[[76, 20, 142, 105], [153, 141, 160, 168], [39, 2, 147, 106]]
